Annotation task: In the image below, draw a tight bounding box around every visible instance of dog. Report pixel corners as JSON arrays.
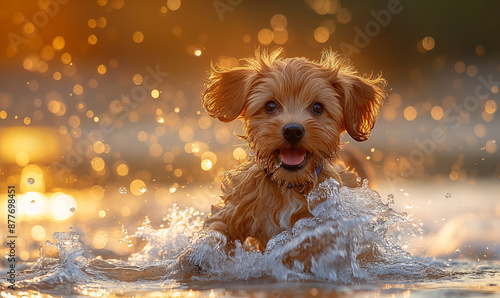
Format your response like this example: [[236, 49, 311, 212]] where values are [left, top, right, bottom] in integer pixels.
[[179, 48, 386, 269]]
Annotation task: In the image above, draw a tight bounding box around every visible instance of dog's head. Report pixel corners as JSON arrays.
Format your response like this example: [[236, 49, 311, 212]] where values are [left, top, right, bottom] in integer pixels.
[[202, 49, 386, 188]]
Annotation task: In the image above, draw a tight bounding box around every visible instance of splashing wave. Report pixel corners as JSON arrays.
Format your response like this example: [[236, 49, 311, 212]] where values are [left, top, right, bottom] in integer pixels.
[[5, 178, 447, 295]]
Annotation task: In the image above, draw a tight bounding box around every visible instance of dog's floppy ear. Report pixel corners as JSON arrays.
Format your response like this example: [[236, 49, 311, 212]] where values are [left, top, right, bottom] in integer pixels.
[[321, 50, 386, 141], [202, 65, 257, 122], [333, 72, 386, 142]]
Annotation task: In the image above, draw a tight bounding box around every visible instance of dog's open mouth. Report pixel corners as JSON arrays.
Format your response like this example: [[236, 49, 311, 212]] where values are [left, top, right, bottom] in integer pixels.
[[279, 148, 308, 170]]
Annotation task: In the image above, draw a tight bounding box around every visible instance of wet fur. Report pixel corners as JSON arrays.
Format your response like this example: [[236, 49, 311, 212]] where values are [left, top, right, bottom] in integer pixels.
[[181, 49, 386, 264]]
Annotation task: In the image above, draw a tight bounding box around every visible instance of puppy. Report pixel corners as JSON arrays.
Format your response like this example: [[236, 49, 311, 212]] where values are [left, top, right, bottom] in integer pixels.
[[180, 49, 386, 268]]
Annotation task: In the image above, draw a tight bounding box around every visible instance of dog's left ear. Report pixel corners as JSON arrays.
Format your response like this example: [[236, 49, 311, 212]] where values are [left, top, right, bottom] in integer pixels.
[[202, 66, 257, 123], [333, 72, 387, 142]]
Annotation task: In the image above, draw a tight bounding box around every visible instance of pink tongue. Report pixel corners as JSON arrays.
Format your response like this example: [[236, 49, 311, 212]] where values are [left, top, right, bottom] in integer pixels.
[[280, 148, 306, 166]]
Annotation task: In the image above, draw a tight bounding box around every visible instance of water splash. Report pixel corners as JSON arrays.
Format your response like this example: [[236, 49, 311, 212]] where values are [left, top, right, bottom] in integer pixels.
[[15, 228, 89, 291], [387, 194, 394, 206], [128, 203, 205, 265], [9, 179, 446, 294], [119, 186, 127, 194], [175, 178, 442, 282], [263, 178, 435, 282]]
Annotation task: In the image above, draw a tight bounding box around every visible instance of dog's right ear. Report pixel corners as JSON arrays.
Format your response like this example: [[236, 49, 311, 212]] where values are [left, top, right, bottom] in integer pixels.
[[202, 65, 257, 122]]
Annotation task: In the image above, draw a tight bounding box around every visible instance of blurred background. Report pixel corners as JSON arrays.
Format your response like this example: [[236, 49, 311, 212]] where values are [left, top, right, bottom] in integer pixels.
[[0, 0, 499, 264]]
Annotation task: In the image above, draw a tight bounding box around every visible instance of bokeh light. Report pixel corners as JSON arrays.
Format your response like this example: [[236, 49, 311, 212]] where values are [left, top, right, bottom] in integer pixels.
[[422, 36, 435, 51], [233, 147, 247, 161], [98, 210, 107, 218], [88, 34, 98, 45], [257, 29, 272, 45], [91, 157, 106, 172], [97, 64, 107, 75], [151, 89, 160, 98], [485, 140, 497, 154], [130, 179, 147, 196], [167, 0, 181, 11], [485, 100, 497, 114], [92, 230, 108, 249], [49, 193, 77, 221], [52, 36, 65, 51], [431, 106, 444, 121], [19, 192, 47, 217], [271, 14, 287, 30], [88, 18, 97, 28], [314, 26, 330, 43], [133, 31, 145, 43], [336, 7, 351, 24], [31, 225, 46, 241], [403, 106, 417, 121], [201, 159, 212, 171], [116, 163, 129, 176]]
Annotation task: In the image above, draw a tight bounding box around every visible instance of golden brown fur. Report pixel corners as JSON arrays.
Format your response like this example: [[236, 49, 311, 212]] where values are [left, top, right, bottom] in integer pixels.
[[180, 48, 386, 268]]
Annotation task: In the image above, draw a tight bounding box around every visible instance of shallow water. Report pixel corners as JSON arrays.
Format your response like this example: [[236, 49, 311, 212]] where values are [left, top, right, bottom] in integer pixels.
[[2, 179, 499, 297]]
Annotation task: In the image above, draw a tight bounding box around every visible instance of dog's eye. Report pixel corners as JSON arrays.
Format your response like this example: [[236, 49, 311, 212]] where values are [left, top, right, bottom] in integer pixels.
[[265, 101, 278, 113], [312, 102, 324, 115]]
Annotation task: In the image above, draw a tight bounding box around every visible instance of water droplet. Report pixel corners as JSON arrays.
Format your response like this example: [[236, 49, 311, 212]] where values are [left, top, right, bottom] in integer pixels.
[[356, 176, 362, 187], [119, 186, 127, 194], [27, 177, 35, 185], [387, 194, 394, 205], [70, 207, 76, 213], [140, 186, 147, 193], [362, 178, 369, 189], [445, 192, 451, 199]]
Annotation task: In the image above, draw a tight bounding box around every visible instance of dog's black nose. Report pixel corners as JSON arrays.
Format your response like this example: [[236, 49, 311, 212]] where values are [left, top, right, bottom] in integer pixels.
[[282, 123, 305, 143]]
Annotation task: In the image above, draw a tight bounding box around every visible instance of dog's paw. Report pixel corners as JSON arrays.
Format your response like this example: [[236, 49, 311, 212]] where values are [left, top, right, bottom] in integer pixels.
[[177, 249, 204, 273]]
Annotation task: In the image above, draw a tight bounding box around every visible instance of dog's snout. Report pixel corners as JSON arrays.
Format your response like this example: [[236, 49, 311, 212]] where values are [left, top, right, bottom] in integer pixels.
[[282, 123, 305, 143]]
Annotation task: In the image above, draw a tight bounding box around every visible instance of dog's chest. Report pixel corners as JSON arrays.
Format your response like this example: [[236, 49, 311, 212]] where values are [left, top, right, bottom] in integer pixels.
[[275, 190, 306, 230]]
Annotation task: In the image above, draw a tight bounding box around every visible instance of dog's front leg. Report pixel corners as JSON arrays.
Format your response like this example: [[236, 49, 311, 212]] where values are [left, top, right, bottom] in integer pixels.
[[177, 205, 236, 273], [177, 228, 229, 273]]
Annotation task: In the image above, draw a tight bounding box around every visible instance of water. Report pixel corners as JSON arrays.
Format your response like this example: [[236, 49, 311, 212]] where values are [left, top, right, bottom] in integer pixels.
[[118, 187, 127, 195], [1, 179, 499, 297]]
